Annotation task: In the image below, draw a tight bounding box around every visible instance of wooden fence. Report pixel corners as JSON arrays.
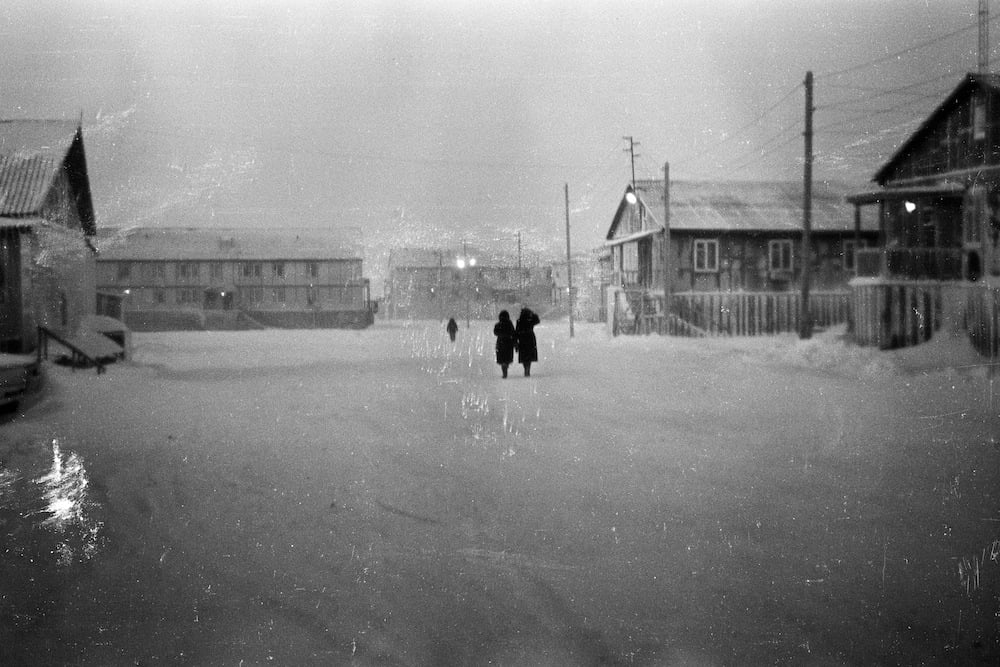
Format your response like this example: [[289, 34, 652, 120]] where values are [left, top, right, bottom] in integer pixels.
[[965, 284, 1000, 358], [850, 280, 941, 349], [612, 289, 851, 337], [610, 282, 1000, 357], [850, 280, 1000, 356]]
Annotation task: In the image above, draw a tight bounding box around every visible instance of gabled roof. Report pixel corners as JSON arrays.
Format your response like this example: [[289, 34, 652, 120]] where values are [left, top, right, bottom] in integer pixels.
[[608, 179, 864, 239], [0, 120, 94, 231], [873, 72, 1000, 184], [97, 227, 363, 261]]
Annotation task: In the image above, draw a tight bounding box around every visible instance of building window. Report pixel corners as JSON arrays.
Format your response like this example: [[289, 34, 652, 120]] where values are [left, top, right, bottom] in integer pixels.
[[273, 262, 285, 278], [210, 263, 224, 281], [307, 287, 317, 306], [272, 287, 285, 302], [308, 262, 318, 279], [241, 262, 262, 278], [973, 101, 987, 141], [693, 239, 719, 273], [117, 262, 131, 281], [155, 289, 166, 304], [176, 288, 199, 304], [177, 262, 199, 280], [769, 240, 794, 272], [842, 239, 868, 271]]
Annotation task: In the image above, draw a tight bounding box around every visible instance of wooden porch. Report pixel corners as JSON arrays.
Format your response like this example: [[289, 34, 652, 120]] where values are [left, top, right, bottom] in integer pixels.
[[855, 247, 964, 281]]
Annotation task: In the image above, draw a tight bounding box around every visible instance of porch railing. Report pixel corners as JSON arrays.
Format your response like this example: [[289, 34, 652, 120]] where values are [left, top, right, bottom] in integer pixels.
[[855, 247, 963, 280], [611, 270, 642, 288]]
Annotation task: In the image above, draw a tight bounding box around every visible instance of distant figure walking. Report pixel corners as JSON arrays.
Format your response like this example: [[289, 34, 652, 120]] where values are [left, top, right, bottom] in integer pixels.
[[515, 307, 540, 377], [493, 310, 516, 378], [446, 317, 459, 343]]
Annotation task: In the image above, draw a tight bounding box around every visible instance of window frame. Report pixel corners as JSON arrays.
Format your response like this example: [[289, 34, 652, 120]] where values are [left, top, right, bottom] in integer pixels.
[[768, 239, 794, 273], [117, 262, 131, 281], [693, 239, 719, 273]]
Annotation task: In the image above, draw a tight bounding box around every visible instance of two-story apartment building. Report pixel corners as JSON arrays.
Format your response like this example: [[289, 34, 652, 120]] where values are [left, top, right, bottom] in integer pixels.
[[97, 227, 374, 330]]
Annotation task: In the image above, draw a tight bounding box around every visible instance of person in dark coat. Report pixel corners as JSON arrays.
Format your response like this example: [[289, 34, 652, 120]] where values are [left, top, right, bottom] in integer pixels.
[[515, 307, 540, 377], [446, 317, 458, 342], [493, 310, 516, 378]]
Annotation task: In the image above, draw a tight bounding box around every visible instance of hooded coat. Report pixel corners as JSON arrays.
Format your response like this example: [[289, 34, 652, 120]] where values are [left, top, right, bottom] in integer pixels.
[[515, 308, 540, 364], [493, 311, 516, 365]]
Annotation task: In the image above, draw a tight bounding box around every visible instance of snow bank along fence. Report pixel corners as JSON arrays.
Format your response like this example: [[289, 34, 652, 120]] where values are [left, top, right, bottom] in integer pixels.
[[850, 280, 1000, 355], [612, 289, 850, 337]]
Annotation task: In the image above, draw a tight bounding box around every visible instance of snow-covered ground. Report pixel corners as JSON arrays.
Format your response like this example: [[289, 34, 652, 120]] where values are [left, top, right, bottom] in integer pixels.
[[2, 319, 999, 665]]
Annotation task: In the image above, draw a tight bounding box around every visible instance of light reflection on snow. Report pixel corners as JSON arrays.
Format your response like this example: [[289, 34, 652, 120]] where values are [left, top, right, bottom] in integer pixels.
[[32, 438, 103, 565], [403, 322, 542, 457]]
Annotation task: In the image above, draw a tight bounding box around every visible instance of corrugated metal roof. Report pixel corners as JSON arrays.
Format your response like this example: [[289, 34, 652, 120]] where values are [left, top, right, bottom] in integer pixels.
[[629, 179, 867, 233], [97, 227, 364, 261], [0, 120, 80, 217]]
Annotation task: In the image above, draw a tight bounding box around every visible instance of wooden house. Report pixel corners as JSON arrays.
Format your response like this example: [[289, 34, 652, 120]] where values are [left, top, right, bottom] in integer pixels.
[[0, 120, 97, 352], [96, 227, 375, 330], [846, 72, 1000, 352], [604, 177, 876, 335]]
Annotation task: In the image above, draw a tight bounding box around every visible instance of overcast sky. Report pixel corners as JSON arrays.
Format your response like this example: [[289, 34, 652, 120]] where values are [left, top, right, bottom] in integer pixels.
[[0, 1, 992, 260]]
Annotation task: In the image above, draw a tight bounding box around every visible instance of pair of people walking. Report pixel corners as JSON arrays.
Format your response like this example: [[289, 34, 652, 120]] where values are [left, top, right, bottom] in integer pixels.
[[493, 307, 540, 378]]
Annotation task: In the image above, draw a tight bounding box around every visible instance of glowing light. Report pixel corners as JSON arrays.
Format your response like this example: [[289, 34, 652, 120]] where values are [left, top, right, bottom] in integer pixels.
[[456, 258, 466, 269], [904, 201, 916, 213], [625, 191, 637, 205], [469, 257, 476, 267]]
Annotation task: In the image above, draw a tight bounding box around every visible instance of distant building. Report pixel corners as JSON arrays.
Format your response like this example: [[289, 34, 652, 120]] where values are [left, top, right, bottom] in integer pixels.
[[97, 227, 374, 330], [0, 120, 97, 352], [385, 247, 550, 320]]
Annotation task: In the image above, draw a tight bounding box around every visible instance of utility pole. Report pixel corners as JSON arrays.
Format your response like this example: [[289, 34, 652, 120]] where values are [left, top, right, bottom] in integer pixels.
[[800, 71, 814, 340], [980, 0, 990, 74], [565, 183, 574, 338], [662, 161, 671, 330], [517, 231, 523, 299], [623, 136, 640, 189]]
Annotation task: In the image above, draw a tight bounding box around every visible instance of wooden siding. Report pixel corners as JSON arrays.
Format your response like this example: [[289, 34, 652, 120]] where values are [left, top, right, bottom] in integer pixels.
[[668, 232, 870, 292], [879, 86, 997, 183], [0, 230, 22, 350]]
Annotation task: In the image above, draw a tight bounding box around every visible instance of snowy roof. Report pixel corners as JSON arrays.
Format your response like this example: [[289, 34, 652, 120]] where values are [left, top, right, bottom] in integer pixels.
[[97, 227, 363, 261], [0, 120, 87, 222], [609, 179, 866, 238]]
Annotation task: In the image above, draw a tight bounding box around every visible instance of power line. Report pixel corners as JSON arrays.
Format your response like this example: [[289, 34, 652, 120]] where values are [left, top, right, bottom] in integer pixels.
[[817, 71, 959, 111], [816, 17, 983, 80], [671, 83, 801, 170]]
